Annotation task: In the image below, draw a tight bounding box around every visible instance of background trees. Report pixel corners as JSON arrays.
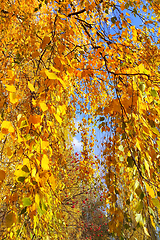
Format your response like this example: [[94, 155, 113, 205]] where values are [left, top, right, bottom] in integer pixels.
[[0, 0, 160, 239]]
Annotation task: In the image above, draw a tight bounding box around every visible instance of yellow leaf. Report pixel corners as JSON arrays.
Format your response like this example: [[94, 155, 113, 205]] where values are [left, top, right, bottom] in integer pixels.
[[1, 121, 14, 134], [0, 170, 5, 181], [39, 102, 48, 112], [45, 70, 58, 79], [136, 139, 141, 151], [5, 212, 16, 228], [10, 92, 18, 104], [58, 78, 67, 89], [58, 13, 66, 18], [150, 215, 156, 229], [28, 82, 35, 92], [41, 154, 49, 170], [59, 105, 66, 115], [32, 99, 37, 106], [131, 26, 137, 41], [145, 183, 155, 198], [35, 193, 40, 206], [143, 226, 150, 237], [139, 64, 144, 73], [41, 140, 49, 150], [32, 168, 37, 177], [152, 127, 160, 136], [49, 174, 56, 191], [144, 159, 150, 178], [54, 113, 62, 125], [5, 84, 16, 92], [23, 158, 29, 166]]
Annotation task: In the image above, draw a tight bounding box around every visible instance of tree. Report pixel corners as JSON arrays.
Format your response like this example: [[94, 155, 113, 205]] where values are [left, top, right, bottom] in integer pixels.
[[0, 0, 160, 239]]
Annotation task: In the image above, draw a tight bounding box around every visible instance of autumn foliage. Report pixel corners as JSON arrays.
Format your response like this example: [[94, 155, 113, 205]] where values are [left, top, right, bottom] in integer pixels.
[[0, 0, 160, 239]]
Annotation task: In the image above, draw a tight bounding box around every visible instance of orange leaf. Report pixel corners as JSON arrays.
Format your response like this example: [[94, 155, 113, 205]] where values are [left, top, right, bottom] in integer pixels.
[[32, 51, 40, 58], [127, 18, 131, 23], [0, 170, 5, 181], [29, 115, 41, 125], [40, 36, 50, 50], [5, 212, 16, 228]]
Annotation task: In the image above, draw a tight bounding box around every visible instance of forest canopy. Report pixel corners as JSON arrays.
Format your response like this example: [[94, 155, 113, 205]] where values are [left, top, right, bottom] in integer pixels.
[[0, 0, 160, 239]]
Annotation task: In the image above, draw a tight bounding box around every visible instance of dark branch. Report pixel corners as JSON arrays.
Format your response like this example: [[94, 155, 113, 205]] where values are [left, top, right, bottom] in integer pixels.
[[68, 9, 86, 17]]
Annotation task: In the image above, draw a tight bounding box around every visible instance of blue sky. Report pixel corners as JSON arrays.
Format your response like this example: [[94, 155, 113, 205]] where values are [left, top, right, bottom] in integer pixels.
[[72, 0, 160, 161]]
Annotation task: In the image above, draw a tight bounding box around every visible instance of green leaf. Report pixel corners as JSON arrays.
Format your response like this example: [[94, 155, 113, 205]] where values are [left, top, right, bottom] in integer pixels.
[[126, 199, 130, 205], [22, 198, 32, 207], [16, 229, 20, 237], [38, 205, 45, 215], [152, 198, 160, 208], [136, 201, 143, 212], [105, 9, 108, 14], [139, 82, 145, 92], [34, 7, 38, 12], [148, 119, 155, 128], [122, 122, 126, 130], [18, 177, 25, 182], [135, 186, 143, 198], [150, 89, 158, 97], [24, 134, 31, 140], [111, 17, 117, 24], [20, 207, 27, 215], [127, 156, 134, 167], [99, 117, 105, 121], [42, 201, 47, 211], [20, 120, 28, 129], [32, 180, 37, 185], [21, 165, 29, 173], [124, 224, 130, 230], [139, 192, 145, 200]]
